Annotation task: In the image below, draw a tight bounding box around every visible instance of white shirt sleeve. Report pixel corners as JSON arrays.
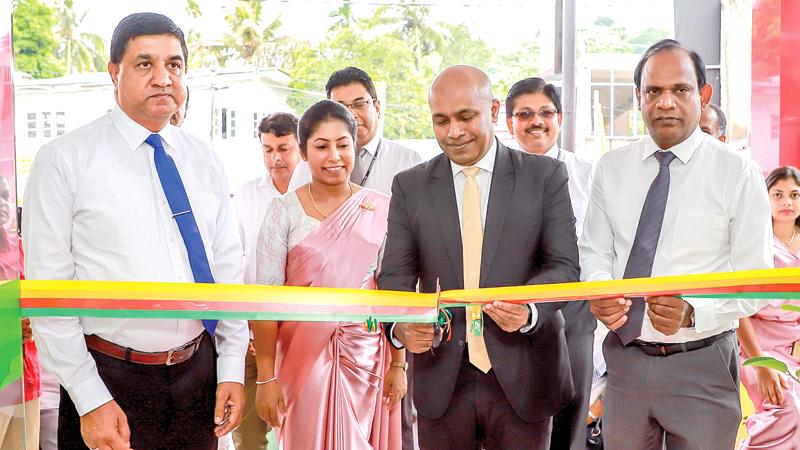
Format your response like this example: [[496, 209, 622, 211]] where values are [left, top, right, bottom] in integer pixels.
[[209, 162, 248, 385], [578, 161, 615, 283], [24, 145, 113, 416], [683, 161, 773, 332]]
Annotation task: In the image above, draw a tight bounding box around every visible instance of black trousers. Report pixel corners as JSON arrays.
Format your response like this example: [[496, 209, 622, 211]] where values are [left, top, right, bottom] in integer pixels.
[[550, 330, 594, 450], [418, 356, 552, 450], [58, 332, 218, 450]]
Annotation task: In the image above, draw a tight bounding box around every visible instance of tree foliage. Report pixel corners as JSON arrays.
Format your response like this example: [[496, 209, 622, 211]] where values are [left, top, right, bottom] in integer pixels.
[[56, 0, 106, 74], [12, 0, 65, 78]]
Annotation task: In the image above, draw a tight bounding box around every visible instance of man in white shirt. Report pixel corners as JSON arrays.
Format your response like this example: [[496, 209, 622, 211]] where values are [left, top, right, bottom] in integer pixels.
[[23, 13, 248, 450], [505, 77, 595, 450], [232, 112, 304, 450], [326, 67, 422, 196], [580, 39, 772, 449], [326, 66, 422, 449]]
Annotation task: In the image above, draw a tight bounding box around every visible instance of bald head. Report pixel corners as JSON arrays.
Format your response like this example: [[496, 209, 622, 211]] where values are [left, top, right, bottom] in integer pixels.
[[430, 65, 493, 105], [429, 65, 500, 166]]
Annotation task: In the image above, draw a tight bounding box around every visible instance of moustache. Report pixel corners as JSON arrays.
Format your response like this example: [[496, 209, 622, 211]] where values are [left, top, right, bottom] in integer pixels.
[[525, 125, 549, 133]]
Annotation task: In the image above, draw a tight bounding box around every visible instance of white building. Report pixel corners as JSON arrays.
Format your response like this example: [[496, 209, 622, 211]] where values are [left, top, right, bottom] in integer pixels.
[[14, 67, 295, 196]]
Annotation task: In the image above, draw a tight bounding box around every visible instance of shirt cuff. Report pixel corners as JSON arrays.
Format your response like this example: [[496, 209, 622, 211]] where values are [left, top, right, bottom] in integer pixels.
[[519, 304, 539, 333], [216, 353, 246, 385], [682, 297, 714, 333], [389, 323, 404, 349], [68, 375, 113, 417]]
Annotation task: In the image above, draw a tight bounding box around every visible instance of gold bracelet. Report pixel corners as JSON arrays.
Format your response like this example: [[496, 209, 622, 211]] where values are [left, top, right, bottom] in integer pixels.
[[390, 361, 408, 371], [255, 376, 277, 385]]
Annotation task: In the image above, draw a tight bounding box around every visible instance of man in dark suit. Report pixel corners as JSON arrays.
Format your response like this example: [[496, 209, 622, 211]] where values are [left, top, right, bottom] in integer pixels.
[[378, 64, 580, 450]]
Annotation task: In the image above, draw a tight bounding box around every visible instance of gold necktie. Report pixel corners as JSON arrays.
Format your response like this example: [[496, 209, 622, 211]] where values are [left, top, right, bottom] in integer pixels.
[[461, 166, 491, 373]]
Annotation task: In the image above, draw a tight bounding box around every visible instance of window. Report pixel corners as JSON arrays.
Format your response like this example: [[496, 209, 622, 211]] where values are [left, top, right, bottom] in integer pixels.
[[27, 112, 36, 138], [56, 112, 66, 136], [253, 113, 259, 138], [221, 108, 228, 139], [589, 68, 643, 150], [230, 110, 236, 138]]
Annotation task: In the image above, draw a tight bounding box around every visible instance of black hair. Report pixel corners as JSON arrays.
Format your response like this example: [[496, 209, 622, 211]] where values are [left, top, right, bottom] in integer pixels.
[[258, 112, 299, 139], [706, 103, 727, 135], [325, 67, 378, 100], [505, 77, 561, 115], [297, 100, 358, 157], [766, 166, 800, 226], [110, 13, 188, 66], [633, 39, 706, 90]]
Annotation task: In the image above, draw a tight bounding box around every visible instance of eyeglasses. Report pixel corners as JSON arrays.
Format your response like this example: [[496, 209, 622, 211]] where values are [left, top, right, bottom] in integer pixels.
[[511, 109, 558, 121], [338, 98, 376, 112]]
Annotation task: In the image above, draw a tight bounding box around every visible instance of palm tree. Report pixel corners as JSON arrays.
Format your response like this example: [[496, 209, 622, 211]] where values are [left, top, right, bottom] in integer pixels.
[[367, 1, 445, 72], [56, 0, 106, 74], [219, 0, 283, 67]]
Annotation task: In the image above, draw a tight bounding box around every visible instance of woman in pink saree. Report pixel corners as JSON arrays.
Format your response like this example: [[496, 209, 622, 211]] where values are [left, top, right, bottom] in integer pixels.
[[737, 166, 800, 449], [251, 100, 405, 450]]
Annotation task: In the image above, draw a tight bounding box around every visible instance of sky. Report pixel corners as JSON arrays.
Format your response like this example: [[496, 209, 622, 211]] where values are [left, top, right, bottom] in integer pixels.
[[69, 0, 675, 53]]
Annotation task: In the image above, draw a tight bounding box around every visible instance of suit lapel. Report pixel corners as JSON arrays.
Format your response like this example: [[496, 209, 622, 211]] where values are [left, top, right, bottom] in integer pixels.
[[481, 142, 515, 286], [429, 155, 464, 287]]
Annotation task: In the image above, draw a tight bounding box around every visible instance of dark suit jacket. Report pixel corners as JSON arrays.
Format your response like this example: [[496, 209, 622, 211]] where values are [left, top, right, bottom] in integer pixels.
[[378, 141, 580, 422]]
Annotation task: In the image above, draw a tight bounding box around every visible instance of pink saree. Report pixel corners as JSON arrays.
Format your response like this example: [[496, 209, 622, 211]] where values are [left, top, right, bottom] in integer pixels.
[[738, 237, 800, 449], [274, 188, 400, 450]]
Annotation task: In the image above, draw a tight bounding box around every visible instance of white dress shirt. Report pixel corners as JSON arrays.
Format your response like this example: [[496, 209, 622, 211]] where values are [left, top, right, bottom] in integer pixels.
[[357, 137, 422, 195], [24, 106, 249, 416], [449, 140, 538, 330], [579, 127, 773, 343], [544, 145, 594, 238], [235, 168, 309, 285]]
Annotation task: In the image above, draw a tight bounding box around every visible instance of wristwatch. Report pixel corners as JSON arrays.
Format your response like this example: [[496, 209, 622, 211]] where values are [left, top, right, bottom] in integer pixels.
[[390, 361, 408, 372]]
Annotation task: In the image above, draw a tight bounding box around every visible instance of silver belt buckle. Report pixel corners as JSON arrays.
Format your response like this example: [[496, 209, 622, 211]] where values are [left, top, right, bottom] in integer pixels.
[[165, 347, 179, 366]]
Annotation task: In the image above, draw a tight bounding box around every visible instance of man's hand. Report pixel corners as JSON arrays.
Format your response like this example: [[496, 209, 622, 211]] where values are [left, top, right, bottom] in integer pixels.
[[80, 400, 131, 450], [214, 381, 245, 437], [393, 323, 435, 353], [589, 297, 631, 330], [646, 296, 691, 336], [21, 318, 33, 343], [482, 301, 530, 332]]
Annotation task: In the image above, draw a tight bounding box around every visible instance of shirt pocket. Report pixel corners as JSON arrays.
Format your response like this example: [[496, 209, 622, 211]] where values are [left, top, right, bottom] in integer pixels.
[[668, 208, 730, 263]]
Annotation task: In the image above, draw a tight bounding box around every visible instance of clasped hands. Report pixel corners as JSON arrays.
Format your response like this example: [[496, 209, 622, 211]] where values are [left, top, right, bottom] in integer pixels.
[[395, 301, 531, 353], [589, 296, 694, 336]]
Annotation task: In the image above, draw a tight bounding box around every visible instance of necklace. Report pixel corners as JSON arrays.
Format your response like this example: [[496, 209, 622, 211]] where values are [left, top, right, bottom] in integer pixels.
[[308, 181, 354, 219], [779, 226, 798, 248]]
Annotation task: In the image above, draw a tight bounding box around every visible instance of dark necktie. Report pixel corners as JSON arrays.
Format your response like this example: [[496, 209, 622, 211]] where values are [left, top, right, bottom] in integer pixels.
[[350, 148, 367, 185], [147, 134, 218, 334], [616, 150, 677, 344]]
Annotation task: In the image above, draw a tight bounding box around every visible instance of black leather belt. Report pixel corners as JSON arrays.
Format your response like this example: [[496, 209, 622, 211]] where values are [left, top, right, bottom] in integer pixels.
[[628, 330, 733, 357]]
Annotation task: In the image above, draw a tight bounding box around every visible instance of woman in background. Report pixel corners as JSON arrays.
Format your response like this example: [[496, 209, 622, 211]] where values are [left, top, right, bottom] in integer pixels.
[[737, 166, 800, 449]]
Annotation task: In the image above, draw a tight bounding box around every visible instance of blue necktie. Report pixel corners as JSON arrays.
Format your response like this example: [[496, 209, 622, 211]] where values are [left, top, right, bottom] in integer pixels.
[[147, 134, 218, 334]]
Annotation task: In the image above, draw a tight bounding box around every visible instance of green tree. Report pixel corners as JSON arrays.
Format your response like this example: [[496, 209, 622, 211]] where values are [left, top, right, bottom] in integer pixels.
[[367, 2, 444, 72], [56, 0, 106, 74], [288, 26, 431, 139], [329, 1, 358, 32], [215, 0, 283, 67], [12, 0, 65, 78]]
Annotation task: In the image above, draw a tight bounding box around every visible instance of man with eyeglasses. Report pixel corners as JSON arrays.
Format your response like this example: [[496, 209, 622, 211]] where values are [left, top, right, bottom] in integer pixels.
[[326, 67, 422, 196], [505, 77, 596, 450]]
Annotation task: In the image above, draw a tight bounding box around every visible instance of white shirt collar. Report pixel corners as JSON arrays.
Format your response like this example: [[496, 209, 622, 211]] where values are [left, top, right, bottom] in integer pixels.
[[642, 126, 704, 165], [450, 139, 498, 178], [544, 144, 560, 159], [111, 105, 175, 151], [361, 135, 381, 156]]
